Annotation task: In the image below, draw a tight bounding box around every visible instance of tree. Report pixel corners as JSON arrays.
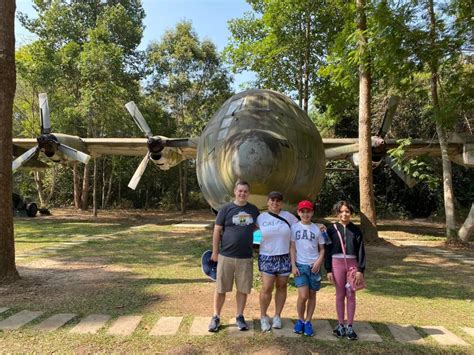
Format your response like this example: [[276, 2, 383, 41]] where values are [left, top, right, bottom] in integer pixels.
[[16, 0, 145, 210], [400, 0, 472, 240], [225, 0, 341, 110], [147, 21, 233, 213], [0, 0, 20, 282], [356, 0, 378, 241]]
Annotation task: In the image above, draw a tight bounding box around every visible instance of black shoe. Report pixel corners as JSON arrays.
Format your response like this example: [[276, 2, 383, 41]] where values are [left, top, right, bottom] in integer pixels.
[[208, 315, 220, 332], [346, 325, 358, 340], [333, 323, 346, 338], [236, 315, 249, 331]]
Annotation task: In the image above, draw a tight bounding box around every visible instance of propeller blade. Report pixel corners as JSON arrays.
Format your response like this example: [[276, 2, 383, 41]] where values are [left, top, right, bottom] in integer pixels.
[[12, 145, 39, 172], [57, 144, 91, 164], [378, 95, 400, 138], [39, 93, 51, 134], [385, 156, 417, 188], [125, 101, 153, 138], [128, 153, 150, 190]]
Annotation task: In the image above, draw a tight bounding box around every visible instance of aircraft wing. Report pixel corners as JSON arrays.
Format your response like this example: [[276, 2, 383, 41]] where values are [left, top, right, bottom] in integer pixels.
[[13, 137, 199, 159], [323, 134, 473, 168]]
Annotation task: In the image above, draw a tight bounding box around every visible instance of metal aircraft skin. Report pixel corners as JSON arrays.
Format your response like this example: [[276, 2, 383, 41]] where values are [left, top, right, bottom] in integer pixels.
[[12, 90, 473, 211]]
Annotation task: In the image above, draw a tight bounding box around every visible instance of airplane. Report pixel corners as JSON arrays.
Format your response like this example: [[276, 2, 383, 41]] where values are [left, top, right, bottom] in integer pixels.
[[12, 90, 474, 212]]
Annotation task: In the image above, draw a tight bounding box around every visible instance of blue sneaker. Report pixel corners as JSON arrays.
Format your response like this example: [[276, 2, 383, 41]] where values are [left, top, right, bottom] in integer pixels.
[[304, 321, 314, 336], [293, 319, 304, 334]]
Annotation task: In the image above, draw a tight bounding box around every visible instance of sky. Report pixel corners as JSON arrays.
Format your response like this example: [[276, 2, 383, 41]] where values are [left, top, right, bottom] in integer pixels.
[[14, 0, 255, 88]]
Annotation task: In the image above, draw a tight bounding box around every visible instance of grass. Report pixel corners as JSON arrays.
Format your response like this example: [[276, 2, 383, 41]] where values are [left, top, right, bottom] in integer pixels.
[[0, 211, 472, 353]]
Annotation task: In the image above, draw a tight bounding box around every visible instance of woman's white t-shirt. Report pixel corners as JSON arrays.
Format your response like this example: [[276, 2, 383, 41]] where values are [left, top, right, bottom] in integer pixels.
[[257, 211, 298, 256]]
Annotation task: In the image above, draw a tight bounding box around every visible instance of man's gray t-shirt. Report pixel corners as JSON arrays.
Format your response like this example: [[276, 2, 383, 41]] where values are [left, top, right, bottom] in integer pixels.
[[216, 202, 260, 258]]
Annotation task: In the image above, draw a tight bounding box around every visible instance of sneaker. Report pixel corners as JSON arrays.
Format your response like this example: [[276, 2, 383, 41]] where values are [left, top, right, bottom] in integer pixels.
[[236, 315, 249, 331], [346, 325, 358, 340], [272, 315, 282, 329], [208, 315, 220, 332], [293, 319, 304, 334], [304, 321, 314, 336], [333, 323, 346, 338], [260, 316, 271, 332]]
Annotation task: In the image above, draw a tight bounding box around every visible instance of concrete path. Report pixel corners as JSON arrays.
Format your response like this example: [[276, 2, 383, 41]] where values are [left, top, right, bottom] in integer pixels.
[[227, 318, 255, 337], [271, 318, 299, 338], [461, 327, 474, 337], [189, 316, 213, 336], [35, 313, 76, 332], [353, 322, 383, 342], [70, 314, 110, 334], [150, 316, 183, 336], [172, 222, 213, 229], [421, 326, 469, 346], [388, 324, 426, 345], [107, 315, 142, 336], [314, 320, 337, 341], [0, 308, 472, 347], [0, 310, 43, 330]]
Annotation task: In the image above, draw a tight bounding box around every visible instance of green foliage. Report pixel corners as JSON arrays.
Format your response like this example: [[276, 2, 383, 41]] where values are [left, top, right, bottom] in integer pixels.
[[225, 0, 343, 107], [388, 138, 439, 189]]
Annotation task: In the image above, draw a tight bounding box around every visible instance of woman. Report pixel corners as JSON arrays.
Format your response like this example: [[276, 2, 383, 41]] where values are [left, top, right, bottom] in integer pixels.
[[325, 200, 366, 340], [256, 191, 298, 332]]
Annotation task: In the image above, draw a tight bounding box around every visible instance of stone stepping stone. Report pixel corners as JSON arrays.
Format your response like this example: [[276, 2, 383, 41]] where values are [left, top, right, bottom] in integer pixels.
[[421, 326, 469, 346], [271, 318, 299, 338], [227, 318, 254, 337], [150, 316, 183, 336], [461, 327, 474, 337], [0, 307, 9, 315], [70, 314, 110, 334], [107, 315, 142, 336], [388, 324, 425, 344], [189, 316, 213, 336], [0, 310, 43, 330], [314, 320, 337, 341], [352, 322, 383, 342], [35, 313, 76, 332]]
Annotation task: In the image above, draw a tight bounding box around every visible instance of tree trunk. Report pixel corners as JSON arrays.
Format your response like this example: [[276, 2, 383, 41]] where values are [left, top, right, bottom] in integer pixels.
[[101, 158, 106, 209], [0, 0, 20, 282], [92, 158, 97, 217], [44, 166, 56, 206], [458, 203, 473, 242], [73, 163, 81, 209], [303, 10, 310, 113], [356, 0, 378, 242], [179, 161, 188, 214], [33, 171, 46, 208], [104, 164, 114, 209], [427, 0, 457, 240], [81, 162, 90, 211]]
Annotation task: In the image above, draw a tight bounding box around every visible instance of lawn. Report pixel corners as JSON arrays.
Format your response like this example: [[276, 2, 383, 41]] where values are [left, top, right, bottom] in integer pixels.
[[0, 209, 472, 353]]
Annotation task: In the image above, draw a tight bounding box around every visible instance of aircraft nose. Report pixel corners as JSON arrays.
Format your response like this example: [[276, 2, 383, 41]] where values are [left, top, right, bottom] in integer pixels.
[[222, 129, 294, 184]]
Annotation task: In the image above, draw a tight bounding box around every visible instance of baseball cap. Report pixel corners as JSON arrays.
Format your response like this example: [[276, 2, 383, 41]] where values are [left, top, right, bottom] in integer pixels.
[[297, 200, 314, 211], [201, 250, 217, 281], [267, 191, 283, 200]]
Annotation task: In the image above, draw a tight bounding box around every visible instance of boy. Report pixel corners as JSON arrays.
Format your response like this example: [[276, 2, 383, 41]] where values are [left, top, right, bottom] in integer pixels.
[[290, 200, 326, 336]]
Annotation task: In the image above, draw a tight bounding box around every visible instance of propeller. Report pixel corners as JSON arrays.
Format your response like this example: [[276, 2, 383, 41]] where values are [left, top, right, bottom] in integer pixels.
[[125, 101, 165, 190], [12, 93, 91, 172]]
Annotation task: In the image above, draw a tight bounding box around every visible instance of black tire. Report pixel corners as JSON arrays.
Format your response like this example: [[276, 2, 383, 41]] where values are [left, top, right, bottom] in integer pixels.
[[26, 203, 38, 217]]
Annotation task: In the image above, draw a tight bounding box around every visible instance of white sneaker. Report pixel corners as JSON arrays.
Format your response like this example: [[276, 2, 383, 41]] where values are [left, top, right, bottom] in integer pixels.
[[260, 316, 271, 332], [272, 315, 282, 329]]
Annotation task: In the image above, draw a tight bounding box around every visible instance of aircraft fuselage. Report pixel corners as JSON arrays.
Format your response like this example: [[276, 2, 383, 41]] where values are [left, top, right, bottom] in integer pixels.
[[196, 89, 325, 211]]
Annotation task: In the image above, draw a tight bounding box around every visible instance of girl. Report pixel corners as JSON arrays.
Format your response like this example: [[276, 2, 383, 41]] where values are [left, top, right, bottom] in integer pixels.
[[325, 201, 366, 340]]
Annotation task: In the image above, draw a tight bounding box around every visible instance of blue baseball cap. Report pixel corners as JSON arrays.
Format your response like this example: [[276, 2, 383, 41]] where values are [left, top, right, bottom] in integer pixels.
[[201, 250, 217, 281]]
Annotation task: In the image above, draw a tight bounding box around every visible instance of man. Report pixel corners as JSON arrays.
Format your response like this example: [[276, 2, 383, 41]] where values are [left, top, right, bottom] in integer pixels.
[[208, 181, 259, 332]]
